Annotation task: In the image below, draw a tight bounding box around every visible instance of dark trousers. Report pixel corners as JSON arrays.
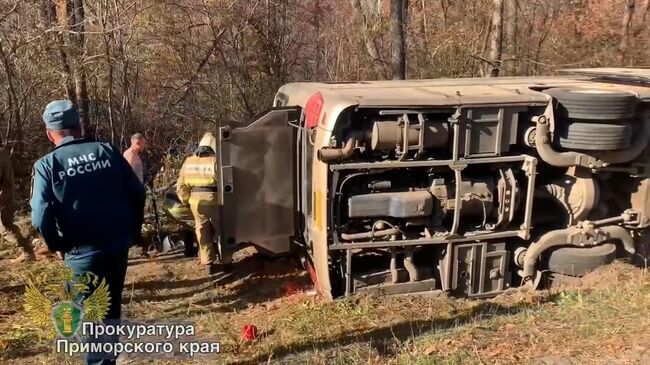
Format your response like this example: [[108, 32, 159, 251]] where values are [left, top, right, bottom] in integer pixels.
[[0, 208, 32, 254], [65, 249, 129, 365]]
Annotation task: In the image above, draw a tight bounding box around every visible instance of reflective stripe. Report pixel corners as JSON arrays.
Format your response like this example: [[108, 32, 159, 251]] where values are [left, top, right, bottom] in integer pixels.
[[182, 155, 218, 188], [185, 178, 217, 186], [314, 190, 326, 231], [188, 197, 219, 205]]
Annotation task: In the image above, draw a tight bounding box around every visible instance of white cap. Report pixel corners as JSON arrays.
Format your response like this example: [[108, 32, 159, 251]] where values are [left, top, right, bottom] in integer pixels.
[[198, 132, 217, 151]]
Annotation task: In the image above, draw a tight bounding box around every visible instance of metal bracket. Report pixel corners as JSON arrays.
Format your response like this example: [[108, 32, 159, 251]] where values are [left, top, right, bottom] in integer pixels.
[[495, 168, 517, 229], [395, 112, 428, 161]]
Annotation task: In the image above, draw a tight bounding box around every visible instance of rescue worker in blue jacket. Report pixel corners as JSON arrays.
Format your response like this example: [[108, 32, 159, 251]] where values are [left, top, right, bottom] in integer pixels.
[[30, 100, 146, 365]]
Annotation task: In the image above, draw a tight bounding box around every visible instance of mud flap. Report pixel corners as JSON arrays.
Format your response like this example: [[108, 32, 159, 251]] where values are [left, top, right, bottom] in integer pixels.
[[299, 252, 319, 289]]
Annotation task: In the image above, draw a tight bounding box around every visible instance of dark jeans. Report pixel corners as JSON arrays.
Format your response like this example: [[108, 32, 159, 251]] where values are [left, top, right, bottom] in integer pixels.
[[0, 208, 33, 254], [65, 248, 129, 365]]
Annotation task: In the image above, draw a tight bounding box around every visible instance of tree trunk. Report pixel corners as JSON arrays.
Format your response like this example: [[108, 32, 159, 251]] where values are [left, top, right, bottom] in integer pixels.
[[350, 0, 388, 78], [486, 0, 504, 77], [312, 0, 322, 80], [45, 0, 76, 101], [642, 0, 650, 23], [633, 0, 650, 36], [620, 0, 636, 65], [101, 0, 116, 143], [0, 39, 21, 152], [70, 0, 89, 136], [504, 0, 517, 75], [390, 0, 408, 80]]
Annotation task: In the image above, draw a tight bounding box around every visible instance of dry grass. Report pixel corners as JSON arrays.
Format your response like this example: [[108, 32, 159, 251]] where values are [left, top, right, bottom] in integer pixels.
[[2, 234, 650, 365]]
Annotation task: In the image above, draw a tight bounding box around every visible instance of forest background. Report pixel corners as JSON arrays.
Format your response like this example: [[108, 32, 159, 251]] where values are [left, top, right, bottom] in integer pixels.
[[0, 0, 645, 202]]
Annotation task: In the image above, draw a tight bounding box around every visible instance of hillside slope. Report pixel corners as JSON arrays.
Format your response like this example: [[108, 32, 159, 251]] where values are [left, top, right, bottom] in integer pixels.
[[1, 242, 649, 365]]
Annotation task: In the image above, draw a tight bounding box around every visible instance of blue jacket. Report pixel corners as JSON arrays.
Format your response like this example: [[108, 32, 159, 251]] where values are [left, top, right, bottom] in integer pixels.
[[30, 137, 146, 253]]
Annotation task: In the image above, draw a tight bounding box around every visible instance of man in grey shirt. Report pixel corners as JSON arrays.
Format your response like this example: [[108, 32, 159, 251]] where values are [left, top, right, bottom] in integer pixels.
[[123, 133, 145, 183]]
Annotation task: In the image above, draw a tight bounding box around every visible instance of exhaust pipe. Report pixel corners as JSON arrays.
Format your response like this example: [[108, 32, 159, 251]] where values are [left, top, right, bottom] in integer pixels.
[[534, 108, 650, 168], [522, 223, 635, 280], [318, 139, 356, 162], [534, 116, 607, 169], [340, 227, 400, 241]]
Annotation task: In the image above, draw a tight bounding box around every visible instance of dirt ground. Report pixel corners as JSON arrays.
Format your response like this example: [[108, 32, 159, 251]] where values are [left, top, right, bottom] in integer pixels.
[[2, 237, 650, 364]]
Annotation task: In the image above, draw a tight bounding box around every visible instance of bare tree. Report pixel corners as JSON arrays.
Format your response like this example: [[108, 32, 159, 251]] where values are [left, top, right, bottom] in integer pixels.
[[97, 0, 116, 143], [504, 0, 517, 75], [0, 3, 25, 151], [486, 0, 504, 77], [620, 0, 636, 64], [390, 0, 408, 80], [642, 0, 650, 23], [350, 0, 388, 78], [0, 38, 21, 151], [49, 0, 90, 135], [42, 0, 76, 101], [69, 0, 90, 135]]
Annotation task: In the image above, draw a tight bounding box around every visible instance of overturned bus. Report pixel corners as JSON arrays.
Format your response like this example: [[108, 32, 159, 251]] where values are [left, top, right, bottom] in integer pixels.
[[213, 68, 650, 300]]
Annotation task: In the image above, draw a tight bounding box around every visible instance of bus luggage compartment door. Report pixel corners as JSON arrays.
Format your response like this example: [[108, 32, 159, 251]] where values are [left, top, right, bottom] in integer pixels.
[[217, 107, 300, 255]]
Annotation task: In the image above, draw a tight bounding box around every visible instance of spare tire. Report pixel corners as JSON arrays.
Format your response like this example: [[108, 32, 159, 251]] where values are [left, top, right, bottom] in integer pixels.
[[544, 87, 637, 121], [546, 243, 617, 277], [555, 121, 632, 151]]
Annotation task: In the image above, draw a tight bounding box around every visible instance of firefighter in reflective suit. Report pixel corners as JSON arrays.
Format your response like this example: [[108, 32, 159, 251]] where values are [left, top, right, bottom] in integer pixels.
[[176, 133, 232, 276]]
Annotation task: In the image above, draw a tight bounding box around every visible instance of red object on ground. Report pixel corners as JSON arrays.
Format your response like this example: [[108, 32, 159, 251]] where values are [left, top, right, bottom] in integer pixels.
[[241, 325, 258, 341], [303, 257, 319, 289], [282, 282, 300, 296]]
